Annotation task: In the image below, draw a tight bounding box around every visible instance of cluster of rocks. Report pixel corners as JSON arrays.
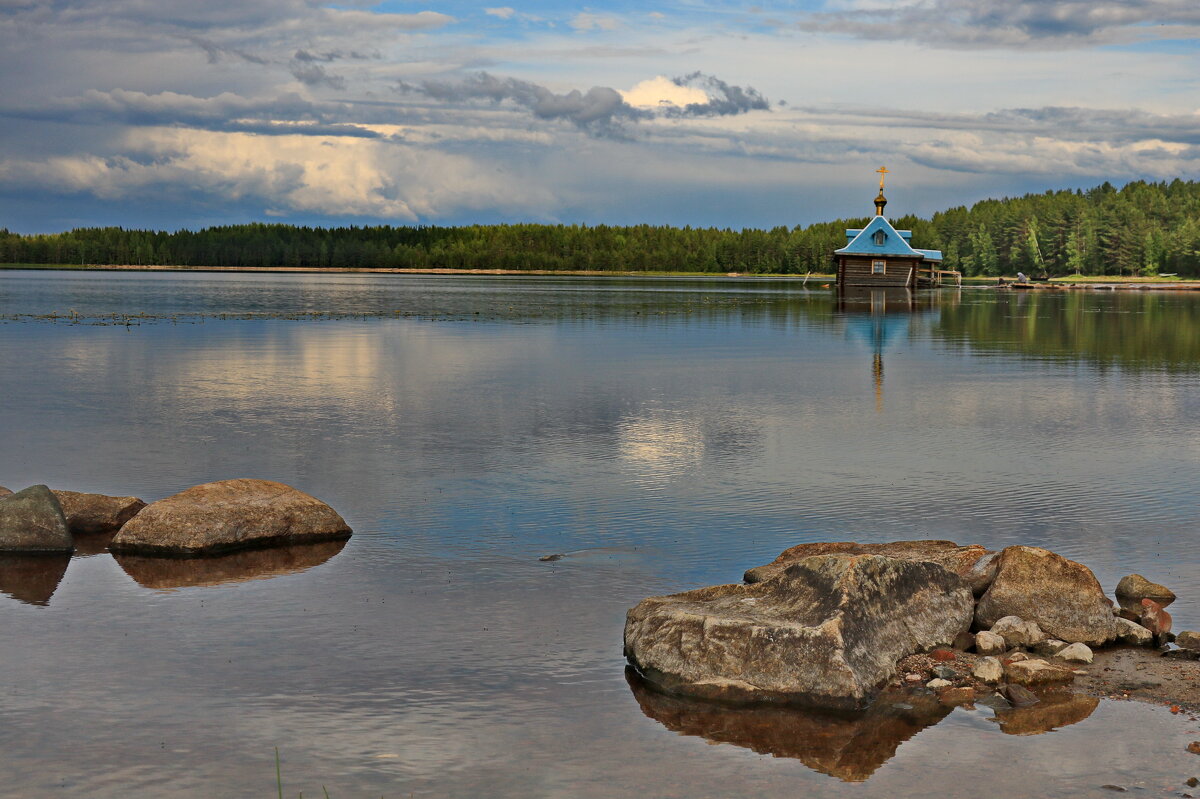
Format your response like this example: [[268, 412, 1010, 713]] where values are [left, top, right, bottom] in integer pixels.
[[0, 479, 351, 557], [624, 539, 1199, 711]]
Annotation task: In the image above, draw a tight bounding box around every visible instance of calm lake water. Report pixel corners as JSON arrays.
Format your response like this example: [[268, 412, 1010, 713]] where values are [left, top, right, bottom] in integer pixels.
[[1, 271, 1199, 798]]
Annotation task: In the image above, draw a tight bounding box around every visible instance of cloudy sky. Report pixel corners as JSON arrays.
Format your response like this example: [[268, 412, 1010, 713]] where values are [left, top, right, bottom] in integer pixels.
[[2, 0, 1199, 232]]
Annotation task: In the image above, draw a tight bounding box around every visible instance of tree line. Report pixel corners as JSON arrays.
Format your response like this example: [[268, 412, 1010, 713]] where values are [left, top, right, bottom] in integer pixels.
[[3, 179, 1199, 277]]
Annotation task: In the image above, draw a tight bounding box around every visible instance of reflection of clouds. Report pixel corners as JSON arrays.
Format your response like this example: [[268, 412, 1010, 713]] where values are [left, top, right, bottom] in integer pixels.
[[618, 414, 704, 480]]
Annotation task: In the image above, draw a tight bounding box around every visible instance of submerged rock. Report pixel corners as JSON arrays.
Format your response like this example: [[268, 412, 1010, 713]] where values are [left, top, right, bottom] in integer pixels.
[[0, 486, 72, 553], [625, 553, 973, 708], [975, 546, 1117, 646], [52, 490, 145, 535], [109, 479, 352, 556], [1115, 574, 1176, 605], [991, 616, 1048, 648], [1114, 617, 1154, 646], [1003, 684, 1040, 707], [743, 540, 989, 585]]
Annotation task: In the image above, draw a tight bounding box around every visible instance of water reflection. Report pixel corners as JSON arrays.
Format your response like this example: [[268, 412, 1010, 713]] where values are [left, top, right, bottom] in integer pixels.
[[114, 540, 347, 590], [993, 693, 1100, 736], [835, 287, 939, 412], [0, 554, 70, 606], [627, 669, 952, 782]]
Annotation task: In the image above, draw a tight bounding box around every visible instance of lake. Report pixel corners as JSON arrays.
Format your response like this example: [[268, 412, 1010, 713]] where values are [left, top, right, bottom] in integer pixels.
[[1, 270, 1198, 797]]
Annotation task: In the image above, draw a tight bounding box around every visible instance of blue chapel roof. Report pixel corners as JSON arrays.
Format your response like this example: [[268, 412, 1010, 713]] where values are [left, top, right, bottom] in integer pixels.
[[836, 216, 925, 258]]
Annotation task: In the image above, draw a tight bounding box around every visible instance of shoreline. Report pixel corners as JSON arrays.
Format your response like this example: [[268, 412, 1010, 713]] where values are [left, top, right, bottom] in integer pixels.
[[4, 264, 1200, 291]]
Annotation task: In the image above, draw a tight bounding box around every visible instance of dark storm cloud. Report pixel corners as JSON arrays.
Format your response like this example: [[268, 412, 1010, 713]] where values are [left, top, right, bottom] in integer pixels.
[[401, 71, 770, 137], [402, 72, 652, 137], [0, 89, 380, 137], [667, 72, 771, 117], [289, 62, 347, 90], [799, 0, 1200, 48]]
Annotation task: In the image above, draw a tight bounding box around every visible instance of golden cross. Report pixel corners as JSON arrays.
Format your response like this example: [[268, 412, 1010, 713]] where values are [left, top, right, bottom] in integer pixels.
[[877, 165, 889, 190]]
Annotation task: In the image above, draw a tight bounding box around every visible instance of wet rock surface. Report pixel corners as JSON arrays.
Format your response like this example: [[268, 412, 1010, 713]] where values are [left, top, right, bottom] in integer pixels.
[[1115, 574, 1176, 605], [743, 539, 989, 585], [109, 479, 352, 556], [975, 546, 1117, 646], [51, 489, 145, 535], [0, 485, 72, 553], [625, 553, 973, 708]]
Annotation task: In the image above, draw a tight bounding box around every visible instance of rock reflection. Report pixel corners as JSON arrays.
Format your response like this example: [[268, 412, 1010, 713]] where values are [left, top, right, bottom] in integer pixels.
[[627, 669, 951, 782], [0, 554, 71, 606], [113, 539, 346, 590], [993, 692, 1099, 736]]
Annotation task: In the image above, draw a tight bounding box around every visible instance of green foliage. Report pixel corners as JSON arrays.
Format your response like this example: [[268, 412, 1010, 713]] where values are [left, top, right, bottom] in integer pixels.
[[3, 179, 1200, 276]]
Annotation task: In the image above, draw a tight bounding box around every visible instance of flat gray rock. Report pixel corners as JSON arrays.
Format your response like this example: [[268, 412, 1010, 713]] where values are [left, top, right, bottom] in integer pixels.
[[109, 479, 352, 556], [0, 485, 73, 553], [743, 540, 989, 585], [625, 553, 974, 709]]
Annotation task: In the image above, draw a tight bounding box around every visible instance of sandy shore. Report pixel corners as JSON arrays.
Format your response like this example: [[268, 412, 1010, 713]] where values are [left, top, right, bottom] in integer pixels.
[[1072, 647, 1200, 713]]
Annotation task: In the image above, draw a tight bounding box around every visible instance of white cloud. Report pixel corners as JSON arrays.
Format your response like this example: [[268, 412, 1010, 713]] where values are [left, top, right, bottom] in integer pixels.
[[569, 12, 622, 32], [621, 76, 708, 109], [485, 7, 515, 20]]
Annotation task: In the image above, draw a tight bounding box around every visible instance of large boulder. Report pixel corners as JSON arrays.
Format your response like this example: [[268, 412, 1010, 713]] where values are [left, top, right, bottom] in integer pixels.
[[0, 485, 73, 553], [974, 546, 1117, 646], [109, 479, 352, 556], [52, 490, 146, 535], [625, 553, 974, 709], [1115, 574, 1176, 605], [744, 540, 990, 585]]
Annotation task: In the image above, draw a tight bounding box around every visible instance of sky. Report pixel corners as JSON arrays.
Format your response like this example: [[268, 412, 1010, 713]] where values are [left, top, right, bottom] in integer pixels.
[[2, 0, 1200, 232]]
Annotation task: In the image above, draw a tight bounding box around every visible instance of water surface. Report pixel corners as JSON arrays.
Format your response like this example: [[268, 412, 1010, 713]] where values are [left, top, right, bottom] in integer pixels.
[[1, 271, 1198, 797]]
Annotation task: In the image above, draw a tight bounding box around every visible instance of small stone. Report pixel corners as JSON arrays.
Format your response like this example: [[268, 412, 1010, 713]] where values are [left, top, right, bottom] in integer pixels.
[[1004, 658, 1076, 687], [1114, 617, 1154, 646], [926, 678, 952, 689], [933, 665, 958, 681], [1100, 786, 1127, 792], [904, 672, 923, 683], [51, 489, 146, 535], [967, 551, 1000, 595], [1176, 631, 1200, 651], [991, 616, 1048, 648], [975, 630, 1007, 656], [1115, 574, 1176, 605], [1186, 777, 1198, 787], [1139, 599, 1172, 641], [1057, 643, 1094, 664], [931, 648, 957, 662], [1003, 683, 1040, 707], [1007, 651, 1030, 662], [1033, 639, 1068, 656], [538, 553, 565, 562], [1189, 741, 1200, 756], [972, 656, 1003, 683]]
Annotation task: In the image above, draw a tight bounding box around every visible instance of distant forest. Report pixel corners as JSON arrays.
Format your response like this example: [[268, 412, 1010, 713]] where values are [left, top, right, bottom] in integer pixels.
[[4, 179, 1200, 277]]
